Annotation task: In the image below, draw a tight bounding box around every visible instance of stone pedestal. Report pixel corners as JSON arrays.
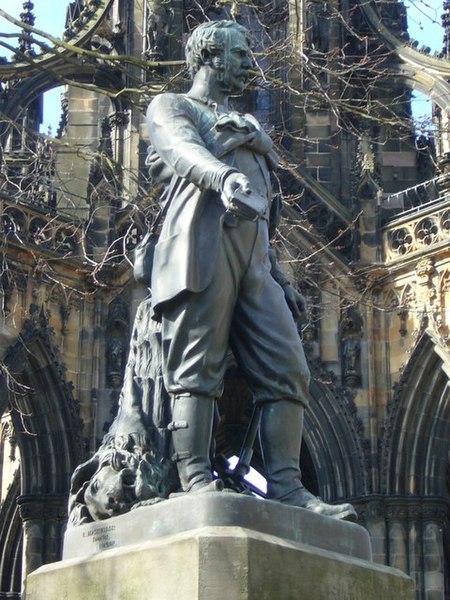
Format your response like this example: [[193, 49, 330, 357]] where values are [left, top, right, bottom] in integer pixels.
[[25, 494, 415, 600]]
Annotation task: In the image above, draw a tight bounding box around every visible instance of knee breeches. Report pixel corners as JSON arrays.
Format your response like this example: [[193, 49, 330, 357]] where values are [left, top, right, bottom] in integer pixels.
[[160, 219, 310, 405]]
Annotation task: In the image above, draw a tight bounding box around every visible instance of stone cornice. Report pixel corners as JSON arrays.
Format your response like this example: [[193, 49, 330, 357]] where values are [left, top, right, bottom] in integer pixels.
[[352, 494, 450, 525], [17, 494, 67, 522]]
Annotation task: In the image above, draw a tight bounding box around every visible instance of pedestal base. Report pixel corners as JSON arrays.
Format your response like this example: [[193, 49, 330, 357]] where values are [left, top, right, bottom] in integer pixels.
[[25, 495, 415, 600], [62, 493, 372, 561]]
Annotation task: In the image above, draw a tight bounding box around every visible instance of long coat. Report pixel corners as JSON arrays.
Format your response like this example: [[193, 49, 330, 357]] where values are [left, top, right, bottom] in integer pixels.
[[145, 93, 278, 316]]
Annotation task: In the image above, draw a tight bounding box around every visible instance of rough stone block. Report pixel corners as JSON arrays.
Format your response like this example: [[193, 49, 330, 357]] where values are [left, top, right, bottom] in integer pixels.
[[25, 495, 414, 600], [26, 527, 415, 600], [63, 493, 371, 561]]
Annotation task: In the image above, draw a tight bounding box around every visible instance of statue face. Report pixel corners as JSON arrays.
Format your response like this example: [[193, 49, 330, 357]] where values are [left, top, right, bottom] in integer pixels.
[[214, 28, 252, 96], [84, 465, 134, 520]]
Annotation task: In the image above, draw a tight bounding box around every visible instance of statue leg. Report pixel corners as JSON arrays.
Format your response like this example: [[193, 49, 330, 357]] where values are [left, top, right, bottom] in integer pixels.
[[259, 399, 357, 520], [170, 394, 223, 493]]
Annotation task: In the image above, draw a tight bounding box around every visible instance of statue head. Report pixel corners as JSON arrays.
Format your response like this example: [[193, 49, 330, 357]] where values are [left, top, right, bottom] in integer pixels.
[[68, 437, 179, 525], [84, 463, 134, 520], [185, 20, 252, 94]]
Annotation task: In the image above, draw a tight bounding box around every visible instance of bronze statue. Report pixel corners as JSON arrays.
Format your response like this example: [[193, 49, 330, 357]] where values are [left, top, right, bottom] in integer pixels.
[[145, 20, 355, 518], [68, 20, 356, 525]]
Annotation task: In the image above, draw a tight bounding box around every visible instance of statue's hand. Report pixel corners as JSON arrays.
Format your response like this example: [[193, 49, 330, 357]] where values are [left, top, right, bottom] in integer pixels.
[[284, 285, 307, 324], [221, 172, 251, 208]]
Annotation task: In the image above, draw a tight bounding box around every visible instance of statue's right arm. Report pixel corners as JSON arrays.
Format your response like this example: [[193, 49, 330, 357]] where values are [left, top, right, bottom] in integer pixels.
[[147, 94, 236, 192]]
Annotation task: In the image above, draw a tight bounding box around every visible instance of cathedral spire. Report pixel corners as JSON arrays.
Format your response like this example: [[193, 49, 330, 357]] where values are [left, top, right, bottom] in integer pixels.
[[18, 1, 36, 56], [442, 1, 450, 59]]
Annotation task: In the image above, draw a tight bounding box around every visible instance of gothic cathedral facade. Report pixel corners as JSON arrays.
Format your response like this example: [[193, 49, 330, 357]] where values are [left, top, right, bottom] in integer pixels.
[[0, 1, 449, 598]]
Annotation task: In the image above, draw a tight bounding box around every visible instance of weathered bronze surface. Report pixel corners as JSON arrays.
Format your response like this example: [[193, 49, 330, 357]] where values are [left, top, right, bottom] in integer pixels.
[[68, 20, 356, 526]]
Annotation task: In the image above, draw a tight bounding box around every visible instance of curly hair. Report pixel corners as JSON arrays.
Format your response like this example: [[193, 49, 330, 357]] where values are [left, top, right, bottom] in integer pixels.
[[185, 20, 251, 78]]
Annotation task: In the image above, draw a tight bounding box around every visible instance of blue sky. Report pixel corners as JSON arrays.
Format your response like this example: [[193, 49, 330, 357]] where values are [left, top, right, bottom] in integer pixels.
[[0, 0, 67, 132], [0, 1, 445, 132], [405, 0, 443, 44], [405, 0, 444, 126], [0, 0, 67, 54]]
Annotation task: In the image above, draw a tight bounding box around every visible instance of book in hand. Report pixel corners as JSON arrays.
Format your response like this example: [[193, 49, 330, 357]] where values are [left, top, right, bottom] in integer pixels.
[[225, 185, 267, 221]]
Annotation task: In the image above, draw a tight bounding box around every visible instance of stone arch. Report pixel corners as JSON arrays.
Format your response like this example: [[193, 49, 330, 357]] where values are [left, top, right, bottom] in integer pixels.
[[0, 0, 119, 140], [359, 0, 450, 111], [215, 363, 368, 502], [385, 289, 399, 308], [0, 471, 22, 599], [304, 378, 369, 501], [0, 417, 14, 496], [381, 332, 450, 497], [0, 311, 83, 582], [6, 340, 80, 497], [0, 0, 115, 83], [379, 331, 450, 597], [0, 65, 125, 143]]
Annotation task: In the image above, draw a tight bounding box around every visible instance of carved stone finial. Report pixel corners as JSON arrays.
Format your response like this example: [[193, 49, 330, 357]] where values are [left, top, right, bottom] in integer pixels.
[[442, 1, 450, 59], [56, 93, 69, 139], [18, 1, 36, 56]]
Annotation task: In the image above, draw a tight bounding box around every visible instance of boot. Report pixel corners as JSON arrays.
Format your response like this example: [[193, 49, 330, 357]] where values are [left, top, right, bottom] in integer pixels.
[[170, 395, 223, 493], [259, 400, 357, 521]]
